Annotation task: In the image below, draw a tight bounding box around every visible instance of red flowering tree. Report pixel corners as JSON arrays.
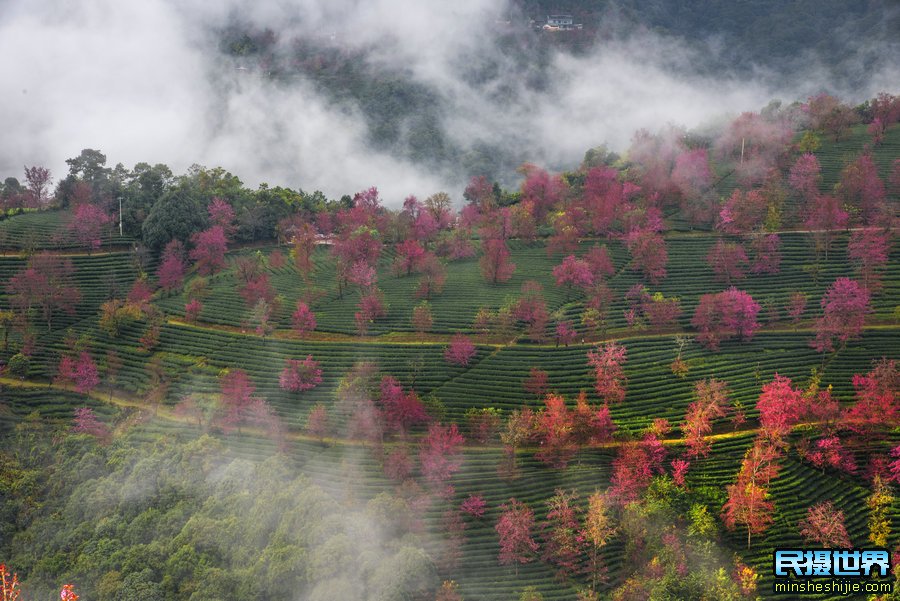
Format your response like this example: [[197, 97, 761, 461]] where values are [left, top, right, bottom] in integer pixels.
[[419, 423, 464, 497], [807, 387, 842, 427], [347, 260, 377, 293], [524, 367, 549, 398], [750, 233, 782, 274], [534, 394, 576, 469], [378, 376, 429, 437], [807, 94, 859, 141], [848, 228, 891, 290], [126, 278, 154, 308], [672, 148, 713, 209], [24, 165, 52, 207], [547, 212, 580, 256], [812, 278, 871, 352], [587, 342, 627, 404], [889, 446, 900, 485], [643, 292, 682, 330], [414, 207, 440, 243], [789, 153, 822, 202], [207, 197, 236, 238], [411, 301, 433, 335], [244, 397, 288, 450], [691, 288, 761, 350], [415, 253, 447, 299], [584, 245, 615, 280], [185, 299, 202, 322], [787, 291, 807, 324], [671, 458, 690, 487], [722, 440, 782, 548], [218, 369, 259, 432], [289, 220, 318, 282], [438, 227, 477, 261], [717, 189, 767, 235], [464, 175, 495, 210], [157, 239, 186, 291], [441, 510, 466, 570], [798, 501, 851, 548], [69, 202, 111, 251], [279, 356, 323, 393], [480, 238, 516, 283], [756, 374, 805, 440], [233, 255, 263, 283], [461, 493, 487, 518], [707, 240, 749, 284], [716, 111, 792, 185], [383, 447, 412, 482], [520, 164, 566, 221], [495, 498, 539, 574], [515, 281, 550, 342], [804, 436, 856, 474], [355, 290, 387, 335], [239, 274, 275, 309], [306, 403, 329, 443], [1, 563, 21, 601], [394, 239, 426, 276], [610, 434, 666, 505], [683, 379, 731, 457], [6, 252, 81, 330], [571, 392, 615, 445], [189, 226, 228, 275], [56, 351, 100, 394], [553, 255, 594, 298], [291, 301, 316, 337], [72, 406, 109, 441], [268, 249, 286, 269], [837, 154, 886, 224], [842, 358, 899, 437], [465, 407, 502, 444], [161, 384, 191, 423], [445, 334, 476, 366], [555, 321, 577, 347], [805, 194, 848, 261], [625, 229, 667, 284]]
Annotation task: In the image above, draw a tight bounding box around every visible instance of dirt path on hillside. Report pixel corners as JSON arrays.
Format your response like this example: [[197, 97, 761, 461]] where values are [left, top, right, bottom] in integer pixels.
[[0, 376, 808, 453]]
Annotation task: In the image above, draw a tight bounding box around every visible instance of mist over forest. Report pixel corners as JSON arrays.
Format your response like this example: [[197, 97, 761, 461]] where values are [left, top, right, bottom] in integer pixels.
[[1, 0, 897, 201]]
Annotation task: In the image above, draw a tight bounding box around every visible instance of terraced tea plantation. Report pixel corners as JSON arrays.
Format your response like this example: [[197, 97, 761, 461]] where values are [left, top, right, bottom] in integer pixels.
[[153, 231, 899, 339], [1, 119, 898, 601], [0, 209, 133, 250]]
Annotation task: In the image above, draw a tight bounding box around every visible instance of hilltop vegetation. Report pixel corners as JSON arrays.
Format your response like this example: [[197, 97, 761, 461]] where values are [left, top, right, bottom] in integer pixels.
[[0, 94, 898, 600]]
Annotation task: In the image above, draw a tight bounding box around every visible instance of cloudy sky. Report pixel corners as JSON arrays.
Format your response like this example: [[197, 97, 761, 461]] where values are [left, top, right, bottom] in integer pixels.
[[0, 0, 896, 203]]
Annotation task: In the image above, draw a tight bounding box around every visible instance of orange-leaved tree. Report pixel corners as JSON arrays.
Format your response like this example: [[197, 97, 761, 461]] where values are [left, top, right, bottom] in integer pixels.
[[1, 565, 78, 601]]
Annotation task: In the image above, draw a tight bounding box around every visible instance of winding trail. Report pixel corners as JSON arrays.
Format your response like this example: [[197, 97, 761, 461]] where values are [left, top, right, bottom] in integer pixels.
[[166, 314, 900, 348], [0, 376, 810, 452]]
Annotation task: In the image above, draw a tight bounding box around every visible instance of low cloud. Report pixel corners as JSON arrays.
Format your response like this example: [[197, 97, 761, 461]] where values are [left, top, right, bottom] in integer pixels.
[[0, 0, 895, 204]]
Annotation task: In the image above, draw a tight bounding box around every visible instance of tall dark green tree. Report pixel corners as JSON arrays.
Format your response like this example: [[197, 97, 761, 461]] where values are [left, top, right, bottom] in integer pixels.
[[142, 186, 207, 252]]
